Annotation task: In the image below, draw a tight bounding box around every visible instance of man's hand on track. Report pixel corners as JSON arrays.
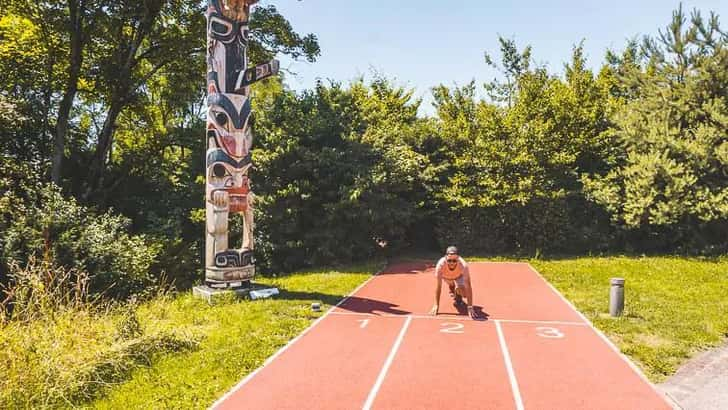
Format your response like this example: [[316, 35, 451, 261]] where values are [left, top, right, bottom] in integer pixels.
[[468, 306, 478, 320], [429, 304, 439, 316]]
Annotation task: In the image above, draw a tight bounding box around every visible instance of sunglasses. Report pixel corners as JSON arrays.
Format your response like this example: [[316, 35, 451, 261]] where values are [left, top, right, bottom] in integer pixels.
[[446, 259, 458, 263]]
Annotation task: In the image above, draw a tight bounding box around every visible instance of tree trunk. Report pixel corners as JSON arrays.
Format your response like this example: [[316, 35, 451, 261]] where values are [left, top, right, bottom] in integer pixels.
[[52, 0, 85, 185], [85, 97, 124, 200], [83, 2, 163, 200]]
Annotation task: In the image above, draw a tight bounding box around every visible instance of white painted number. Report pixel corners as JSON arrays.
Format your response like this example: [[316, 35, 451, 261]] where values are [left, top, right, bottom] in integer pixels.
[[536, 327, 564, 338], [440, 322, 465, 334], [357, 319, 370, 329]]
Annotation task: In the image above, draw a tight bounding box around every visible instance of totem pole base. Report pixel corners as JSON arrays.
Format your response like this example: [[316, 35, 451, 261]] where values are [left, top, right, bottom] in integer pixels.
[[205, 265, 256, 282]]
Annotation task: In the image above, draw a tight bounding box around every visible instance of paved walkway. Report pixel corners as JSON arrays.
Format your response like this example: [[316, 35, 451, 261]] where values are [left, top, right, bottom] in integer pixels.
[[659, 341, 728, 410]]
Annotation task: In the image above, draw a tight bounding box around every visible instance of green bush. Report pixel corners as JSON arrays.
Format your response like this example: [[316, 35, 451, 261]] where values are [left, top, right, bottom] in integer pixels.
[[434, 197, 614, 255], [1, 166, 161, 299]]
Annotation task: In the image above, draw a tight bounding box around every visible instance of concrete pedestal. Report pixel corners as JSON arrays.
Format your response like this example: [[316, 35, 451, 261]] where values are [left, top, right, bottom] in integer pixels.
[[193, 282, 279, 304]]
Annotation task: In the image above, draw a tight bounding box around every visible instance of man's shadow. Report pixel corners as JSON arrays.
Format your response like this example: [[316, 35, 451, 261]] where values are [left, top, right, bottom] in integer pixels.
[[337, 296, 411, 315], [453, 302, 490, 321]]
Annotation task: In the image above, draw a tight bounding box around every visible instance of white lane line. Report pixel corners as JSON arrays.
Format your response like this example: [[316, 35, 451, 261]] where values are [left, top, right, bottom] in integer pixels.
[[210, 268, 384, 409], [329, 310, 587, 326], [526, 264, 675, 407], [332, 311, 486, 322], [498, 319, 587, 326], [495, 320, 525, 410], [362, 316, 412, 410]]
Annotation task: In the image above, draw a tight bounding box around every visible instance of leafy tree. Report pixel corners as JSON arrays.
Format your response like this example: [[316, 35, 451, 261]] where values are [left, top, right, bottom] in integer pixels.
[[583, 7, 728, 250], [248, 4, 320, 64], [52, 0, 107, 184], [0, 8, 63, 164], [78, 1, 322, 201], [484, 36, 532, 108], [432, 41, 615, 253]]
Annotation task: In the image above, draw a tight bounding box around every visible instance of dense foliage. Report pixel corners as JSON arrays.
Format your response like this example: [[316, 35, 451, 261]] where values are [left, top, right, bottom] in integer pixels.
[[252, 78, 437, 270], [1, 157, 160, 298], [431, 42, 616, 253], [0, 3, 725, 299], [583, 10, 728, 251]]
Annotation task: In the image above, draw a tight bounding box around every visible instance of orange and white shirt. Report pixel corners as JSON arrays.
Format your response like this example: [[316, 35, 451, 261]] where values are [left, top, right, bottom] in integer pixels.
[[435, 256, 469, 280]]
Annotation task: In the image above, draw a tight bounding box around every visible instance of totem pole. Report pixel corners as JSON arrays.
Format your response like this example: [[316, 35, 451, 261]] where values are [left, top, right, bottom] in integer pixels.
[[205, 0, 278, 286]]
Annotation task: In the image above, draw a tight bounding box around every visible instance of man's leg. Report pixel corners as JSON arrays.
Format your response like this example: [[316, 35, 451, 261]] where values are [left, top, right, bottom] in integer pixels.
[[453, 276, 465, 306]]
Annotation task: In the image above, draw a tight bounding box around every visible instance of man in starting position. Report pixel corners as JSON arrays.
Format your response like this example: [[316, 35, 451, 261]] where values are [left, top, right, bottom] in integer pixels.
[[429, 246, 477, 319]]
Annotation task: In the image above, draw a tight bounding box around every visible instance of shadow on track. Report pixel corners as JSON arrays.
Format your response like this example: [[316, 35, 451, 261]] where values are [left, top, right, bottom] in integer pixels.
[[267, 289, 411, 316], [336, 296, 411, 315]]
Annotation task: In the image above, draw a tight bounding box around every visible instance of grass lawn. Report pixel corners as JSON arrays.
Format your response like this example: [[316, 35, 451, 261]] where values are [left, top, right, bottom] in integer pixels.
[[529, 256, 728, 382]]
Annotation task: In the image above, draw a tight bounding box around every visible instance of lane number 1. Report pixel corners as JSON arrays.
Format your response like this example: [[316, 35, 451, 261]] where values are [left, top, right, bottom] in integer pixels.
[[357, 319, 370, 329]]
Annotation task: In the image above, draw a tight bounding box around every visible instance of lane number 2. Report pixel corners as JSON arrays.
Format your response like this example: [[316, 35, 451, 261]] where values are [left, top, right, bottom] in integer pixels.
[[536, 327, 564, 338], [357, 319, 370, 329], [440, 322, 465, 334]]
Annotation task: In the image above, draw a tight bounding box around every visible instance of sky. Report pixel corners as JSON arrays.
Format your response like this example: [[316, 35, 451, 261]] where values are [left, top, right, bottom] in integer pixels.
[[267, 0, 728, 116]]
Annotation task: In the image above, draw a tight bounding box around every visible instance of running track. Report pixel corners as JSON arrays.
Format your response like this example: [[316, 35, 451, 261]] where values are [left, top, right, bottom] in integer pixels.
[[212, 262, 674, 409]]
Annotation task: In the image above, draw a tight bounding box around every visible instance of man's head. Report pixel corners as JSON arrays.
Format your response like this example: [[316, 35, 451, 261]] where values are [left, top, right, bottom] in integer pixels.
[[445, 246, 458, 268]]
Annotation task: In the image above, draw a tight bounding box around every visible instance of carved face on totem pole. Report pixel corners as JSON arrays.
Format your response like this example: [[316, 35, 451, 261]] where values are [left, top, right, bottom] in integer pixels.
[[207, 93, 253, 160], [205, 0, 278, 284]]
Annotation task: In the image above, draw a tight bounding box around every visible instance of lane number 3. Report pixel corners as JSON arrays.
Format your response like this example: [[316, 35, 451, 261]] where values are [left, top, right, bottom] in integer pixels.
[[536, 327, 564, 338]]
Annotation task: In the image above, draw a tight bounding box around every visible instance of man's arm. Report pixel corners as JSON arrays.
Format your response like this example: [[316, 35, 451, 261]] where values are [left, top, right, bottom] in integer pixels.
[[463, 264, 476, 319], [429, 276, 442, 315]]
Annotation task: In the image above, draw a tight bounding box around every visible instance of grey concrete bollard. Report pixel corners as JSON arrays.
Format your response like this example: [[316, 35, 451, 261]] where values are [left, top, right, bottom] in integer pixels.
[[609, 277, 625, 317]]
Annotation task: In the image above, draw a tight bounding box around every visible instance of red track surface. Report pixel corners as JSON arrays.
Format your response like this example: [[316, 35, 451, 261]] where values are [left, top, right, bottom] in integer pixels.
[[212, 262, 674, 409]]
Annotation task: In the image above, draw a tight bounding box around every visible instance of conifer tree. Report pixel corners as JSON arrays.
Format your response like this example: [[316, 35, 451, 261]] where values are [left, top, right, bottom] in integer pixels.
[[584, 7, 727, 233]]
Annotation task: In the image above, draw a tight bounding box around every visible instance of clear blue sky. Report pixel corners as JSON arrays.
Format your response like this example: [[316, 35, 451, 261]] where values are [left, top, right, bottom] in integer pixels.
[[268, 0, 727, 116]]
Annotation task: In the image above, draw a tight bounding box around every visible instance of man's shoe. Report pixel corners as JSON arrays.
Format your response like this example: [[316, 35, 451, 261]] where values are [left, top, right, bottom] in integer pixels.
[[454, 294, 464, 306]]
